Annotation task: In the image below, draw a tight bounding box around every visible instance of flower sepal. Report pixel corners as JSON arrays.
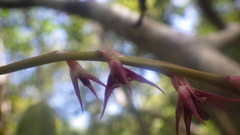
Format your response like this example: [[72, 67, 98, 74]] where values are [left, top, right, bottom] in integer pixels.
[[67, 60, 106, 112]]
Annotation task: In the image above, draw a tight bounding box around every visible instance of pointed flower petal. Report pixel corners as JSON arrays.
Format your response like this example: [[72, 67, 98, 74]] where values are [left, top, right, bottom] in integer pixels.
[[99, 50, 163, 118], [109, 59, 131, 90], [176, 99, 183, 135], [101, 73, 120, 118], [194, 89, 240, 103], [124, 67, 164, 93], [178, 85, 204, 123], [183, 109, 192, 135], [171, 74, 240, 135], [87, 75, 106, 87], [66, 60, 106, 111], [194, 100, 209, 120], [71, 78, 84, 112]]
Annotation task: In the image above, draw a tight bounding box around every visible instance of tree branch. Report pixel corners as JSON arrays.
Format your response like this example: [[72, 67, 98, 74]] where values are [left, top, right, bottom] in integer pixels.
[[203, 24, 240, 49], [197, 0, 226, 30], [0, 1, 239, 74], [0, 1, 90, 17]]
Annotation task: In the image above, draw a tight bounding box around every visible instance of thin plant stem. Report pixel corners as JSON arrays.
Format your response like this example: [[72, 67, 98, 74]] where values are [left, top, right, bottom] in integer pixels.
[[0, 51, 233, 93]]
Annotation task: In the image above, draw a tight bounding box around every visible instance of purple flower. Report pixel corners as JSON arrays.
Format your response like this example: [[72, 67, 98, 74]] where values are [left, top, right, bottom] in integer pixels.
[[66, 60, 106, 112], [171, 74, 240, 135], [99, 50, 163, 118]]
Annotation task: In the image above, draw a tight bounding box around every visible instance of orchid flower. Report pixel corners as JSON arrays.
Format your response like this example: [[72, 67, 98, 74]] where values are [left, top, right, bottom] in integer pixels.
[[99, 50, 164, 118], [66, 60, 106, 112], [171, 74, 240, 135]]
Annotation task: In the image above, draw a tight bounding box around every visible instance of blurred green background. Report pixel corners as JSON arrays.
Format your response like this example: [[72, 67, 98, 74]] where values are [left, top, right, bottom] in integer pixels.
[[0, 0, 240, 135]]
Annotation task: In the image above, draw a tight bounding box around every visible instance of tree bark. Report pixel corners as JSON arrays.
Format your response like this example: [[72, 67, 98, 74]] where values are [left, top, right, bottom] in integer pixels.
[[204, 24, 240, 49], [0, 1, 240, 74]]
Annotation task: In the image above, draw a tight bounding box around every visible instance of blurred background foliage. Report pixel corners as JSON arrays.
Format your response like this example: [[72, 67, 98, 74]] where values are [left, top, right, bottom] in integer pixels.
[[0, 0, 239, 135]]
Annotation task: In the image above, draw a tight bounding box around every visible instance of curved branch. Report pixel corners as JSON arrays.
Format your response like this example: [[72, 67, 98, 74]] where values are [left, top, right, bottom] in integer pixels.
[[0, 1, 239, 75], [204, 24, 240, 49], [0, 51, 237, 94]]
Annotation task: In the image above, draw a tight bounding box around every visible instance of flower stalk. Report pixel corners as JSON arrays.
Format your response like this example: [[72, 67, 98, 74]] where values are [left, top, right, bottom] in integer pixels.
[[0, 50, 238, 94]]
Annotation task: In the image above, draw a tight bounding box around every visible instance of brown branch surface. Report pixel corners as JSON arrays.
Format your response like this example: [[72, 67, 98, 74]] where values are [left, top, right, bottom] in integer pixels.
[[204, 24, 240, 49], [0, 1, 240, 75]]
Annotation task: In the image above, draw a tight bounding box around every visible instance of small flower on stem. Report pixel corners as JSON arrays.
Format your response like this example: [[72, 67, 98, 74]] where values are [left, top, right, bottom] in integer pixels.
[[171, 74, 240, 135], [99, 50, 163, 118], [66, 60, 106, 112]]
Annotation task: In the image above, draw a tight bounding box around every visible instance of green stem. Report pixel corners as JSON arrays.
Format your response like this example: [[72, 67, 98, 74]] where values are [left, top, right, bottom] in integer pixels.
[[0, 51, 103, 74], [0, 51, 228, 91], [120, 56, 224, 87]]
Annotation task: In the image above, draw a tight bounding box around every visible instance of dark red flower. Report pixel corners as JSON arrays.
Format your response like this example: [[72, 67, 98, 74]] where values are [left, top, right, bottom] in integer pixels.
[[99, 50, 163, 118], [66, 60, 106, 112], [171, 74, 240, 135]]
